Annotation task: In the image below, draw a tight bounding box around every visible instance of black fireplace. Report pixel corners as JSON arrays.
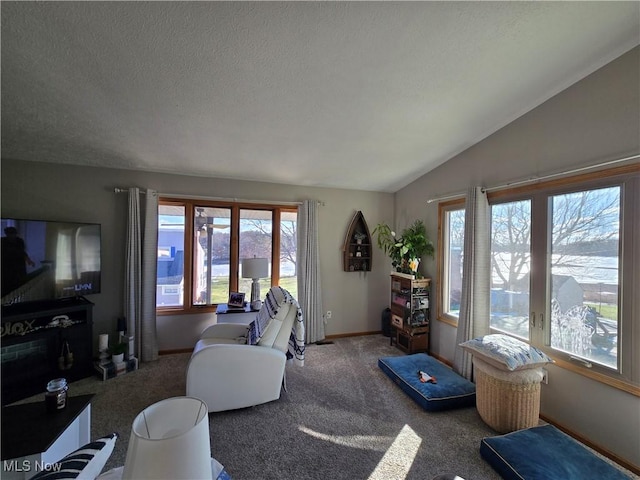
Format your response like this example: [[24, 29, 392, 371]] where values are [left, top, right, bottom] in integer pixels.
[[1, 297, 94, 405]]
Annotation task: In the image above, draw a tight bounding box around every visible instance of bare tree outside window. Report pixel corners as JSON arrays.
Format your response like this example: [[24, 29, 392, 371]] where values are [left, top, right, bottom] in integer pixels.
[[490, 200, 531, 340], [489, 186, 621, 367], [549, 186, 620, 369], [280, 211, 298, 297], [239, 209, 273, 297]]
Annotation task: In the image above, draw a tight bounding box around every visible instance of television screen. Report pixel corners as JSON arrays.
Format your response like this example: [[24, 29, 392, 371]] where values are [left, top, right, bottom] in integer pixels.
[[1, 218, 101, 304]]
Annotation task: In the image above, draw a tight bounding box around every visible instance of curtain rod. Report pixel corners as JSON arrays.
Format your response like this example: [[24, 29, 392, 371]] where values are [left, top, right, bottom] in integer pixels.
[[114, 187, 147, 194], [160, 193, 303, 206], [114, 188, 326, 206], [426, 153, 640, 204]]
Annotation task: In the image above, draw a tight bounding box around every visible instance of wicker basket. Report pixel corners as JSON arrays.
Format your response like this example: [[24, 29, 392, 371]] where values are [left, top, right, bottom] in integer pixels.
[[474, 358, 542, 433]]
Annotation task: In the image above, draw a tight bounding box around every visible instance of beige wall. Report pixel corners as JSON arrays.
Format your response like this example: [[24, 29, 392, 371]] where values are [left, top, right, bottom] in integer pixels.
[[1, 160, 394, 350], [394, 47, 639, 467], [2, 43, 637, 471]]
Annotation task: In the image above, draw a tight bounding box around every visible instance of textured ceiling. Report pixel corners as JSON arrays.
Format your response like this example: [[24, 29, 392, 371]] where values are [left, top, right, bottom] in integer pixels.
[[1, 2, 638, 192]]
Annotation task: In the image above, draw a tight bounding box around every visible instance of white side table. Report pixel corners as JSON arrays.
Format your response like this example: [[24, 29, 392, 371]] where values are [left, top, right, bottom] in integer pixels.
[[97, 458, 231, 479]]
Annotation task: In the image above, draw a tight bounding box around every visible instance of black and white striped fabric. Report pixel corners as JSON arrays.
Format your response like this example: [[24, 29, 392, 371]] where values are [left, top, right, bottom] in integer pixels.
[[29, 432, 118, 480], [247, 286, 305, 366], [287, 294, 305, 367], [246, 288, 281, 345]]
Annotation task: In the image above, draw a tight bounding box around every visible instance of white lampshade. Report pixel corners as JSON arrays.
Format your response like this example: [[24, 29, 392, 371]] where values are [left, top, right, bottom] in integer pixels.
[[241, 257, 269, 279], [122, 396, 212, 480]]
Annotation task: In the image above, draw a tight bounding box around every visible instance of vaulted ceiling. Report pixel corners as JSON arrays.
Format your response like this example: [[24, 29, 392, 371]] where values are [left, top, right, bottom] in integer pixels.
[[2, 2, 638, 192]]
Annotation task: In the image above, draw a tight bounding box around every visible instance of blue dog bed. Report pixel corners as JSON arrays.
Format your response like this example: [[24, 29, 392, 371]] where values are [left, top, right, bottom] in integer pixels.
[[480, 424, 630, 480], [378, 353, 476, 411]]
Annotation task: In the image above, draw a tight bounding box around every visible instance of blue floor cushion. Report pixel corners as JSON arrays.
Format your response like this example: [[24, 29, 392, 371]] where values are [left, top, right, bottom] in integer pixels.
[[480, 424, 630, 480], [378, 353, 476, 411]]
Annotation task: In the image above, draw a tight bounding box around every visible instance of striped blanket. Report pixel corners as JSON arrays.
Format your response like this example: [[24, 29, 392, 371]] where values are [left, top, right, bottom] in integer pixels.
[[247, 286, 305, 366]]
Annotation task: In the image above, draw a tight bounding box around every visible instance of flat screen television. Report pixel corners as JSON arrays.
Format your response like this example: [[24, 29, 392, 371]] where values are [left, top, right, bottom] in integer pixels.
[[1, 218, 101, 305]]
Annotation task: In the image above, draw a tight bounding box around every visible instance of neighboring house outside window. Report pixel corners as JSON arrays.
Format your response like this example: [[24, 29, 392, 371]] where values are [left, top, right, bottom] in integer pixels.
[[437, 165, 639, 393], [156, 198, 297, 314]]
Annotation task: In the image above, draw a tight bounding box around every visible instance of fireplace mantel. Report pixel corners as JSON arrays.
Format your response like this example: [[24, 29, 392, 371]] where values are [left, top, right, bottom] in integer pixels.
[[1, 297, 94, 405]]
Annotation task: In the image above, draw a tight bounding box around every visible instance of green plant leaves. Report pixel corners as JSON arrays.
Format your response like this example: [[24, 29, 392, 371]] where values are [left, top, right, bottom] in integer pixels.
[[373, 220, 434, 273]]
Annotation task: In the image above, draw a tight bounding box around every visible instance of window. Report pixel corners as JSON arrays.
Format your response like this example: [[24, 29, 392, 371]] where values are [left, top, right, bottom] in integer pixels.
[[489, 199, 531, 340], [548, 186, 621, 370], [156, 198, 297, 313], [157, 203, 186, 308], [279, 210, 299, 298], [437, 199, 465, 325], [491, 166, 638, 389], [194, 206, 231, 305], [238, 208, 273, 300], [438, 165, 639, 391]]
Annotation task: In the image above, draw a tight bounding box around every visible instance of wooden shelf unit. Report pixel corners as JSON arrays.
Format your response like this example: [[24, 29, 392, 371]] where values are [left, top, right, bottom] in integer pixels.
[[342, 211, 372, 272], [390, 273, 431, 354]]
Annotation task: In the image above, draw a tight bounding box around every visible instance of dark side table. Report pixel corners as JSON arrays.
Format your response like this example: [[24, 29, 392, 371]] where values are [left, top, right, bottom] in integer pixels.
[[2, 394, 94, 479]]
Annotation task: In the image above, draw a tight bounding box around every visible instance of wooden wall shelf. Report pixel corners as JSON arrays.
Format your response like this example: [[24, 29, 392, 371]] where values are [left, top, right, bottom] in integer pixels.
[[342, 211, 372, 272]]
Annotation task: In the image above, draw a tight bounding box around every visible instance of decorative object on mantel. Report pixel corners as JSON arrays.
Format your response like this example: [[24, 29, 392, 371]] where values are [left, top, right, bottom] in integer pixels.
[[58, 340, 74, 370], [372, 220, 434, 277], [342, 211, 372, 272], [99, 334, 110, 366], [110, 342, 127, 364]]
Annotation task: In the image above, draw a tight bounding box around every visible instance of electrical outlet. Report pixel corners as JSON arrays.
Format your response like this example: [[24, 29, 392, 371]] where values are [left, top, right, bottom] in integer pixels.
[[326, 310, 332, 319], [542, 368, 549, 384]]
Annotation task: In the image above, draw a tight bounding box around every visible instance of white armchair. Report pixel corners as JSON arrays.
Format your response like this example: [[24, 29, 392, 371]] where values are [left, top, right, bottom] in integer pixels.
[[186, 287, 304, 412]]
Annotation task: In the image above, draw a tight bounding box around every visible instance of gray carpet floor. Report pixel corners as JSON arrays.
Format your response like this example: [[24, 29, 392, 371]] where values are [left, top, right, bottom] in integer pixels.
[[50, 335, 502, 479], [18, 334, 636, 479]]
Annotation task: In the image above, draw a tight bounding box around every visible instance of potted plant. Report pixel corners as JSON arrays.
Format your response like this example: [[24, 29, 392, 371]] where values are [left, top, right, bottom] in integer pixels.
[[353, 231, 367, 244], [110, 342, 127, 364], [372, 220, 434, 276]]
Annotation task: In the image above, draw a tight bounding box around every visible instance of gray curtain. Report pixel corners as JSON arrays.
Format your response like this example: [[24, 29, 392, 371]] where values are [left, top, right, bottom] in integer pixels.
[[453, 186, 491, 379], [297, 200, 325, 343], [124, 188, 159, 362]]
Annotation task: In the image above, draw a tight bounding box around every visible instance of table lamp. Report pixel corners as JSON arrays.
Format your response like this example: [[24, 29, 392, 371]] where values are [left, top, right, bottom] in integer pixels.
[[242, 257, 269, 310], [122, 396, 212, 480]]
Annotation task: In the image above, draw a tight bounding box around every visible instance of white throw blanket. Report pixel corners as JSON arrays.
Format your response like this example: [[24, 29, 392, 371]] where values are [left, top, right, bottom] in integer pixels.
[[247, 286, 305, 366]]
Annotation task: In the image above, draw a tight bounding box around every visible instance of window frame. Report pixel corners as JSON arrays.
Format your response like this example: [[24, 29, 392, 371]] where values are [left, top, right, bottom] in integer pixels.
[[489, 165, 639, 393], [156, 197, 297, 315], [436, 198, 465, 327], [437, 164, 640, 394]]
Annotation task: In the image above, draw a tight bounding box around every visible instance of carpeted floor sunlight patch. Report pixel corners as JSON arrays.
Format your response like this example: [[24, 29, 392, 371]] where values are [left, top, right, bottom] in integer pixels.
[[378, 353, 476, 411]]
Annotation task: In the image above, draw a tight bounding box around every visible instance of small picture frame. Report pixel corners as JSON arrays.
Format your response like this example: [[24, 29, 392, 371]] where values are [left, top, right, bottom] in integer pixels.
[[228, 292, 245, 308]]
